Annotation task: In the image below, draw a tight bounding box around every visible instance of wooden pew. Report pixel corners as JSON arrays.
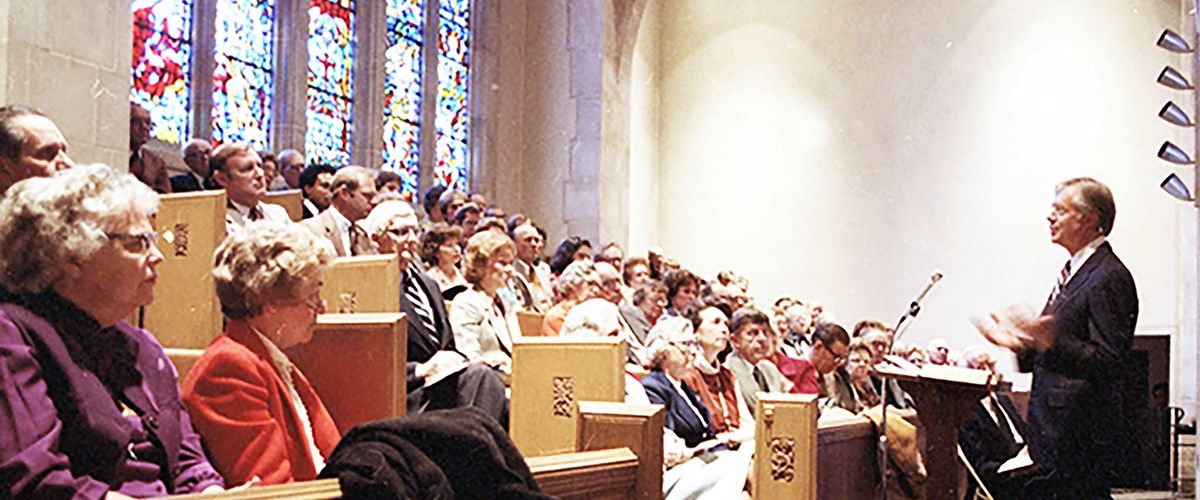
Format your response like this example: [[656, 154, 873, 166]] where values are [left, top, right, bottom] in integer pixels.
[[263, 189, 303, 221], [145, 190, 227, 349], [287, 313, 408, 431], [575, 402, 664, 500], [753, 393, 818, 500], [817, 415, 882, 499], [510, 338, 626, 457], [162, 478, 340, 499], [164, 348, 203, 384], [321, 255, 401, 314], [516, 310, 545, 337]]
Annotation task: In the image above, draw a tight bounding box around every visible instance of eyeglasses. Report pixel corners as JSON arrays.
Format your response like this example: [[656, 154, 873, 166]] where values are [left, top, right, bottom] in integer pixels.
[[820, 339, 848, 364], [669, 340, 700, 351], [384, 225, 420, 238], [288, 291, 325, 313], [105, 231, 158, 254]]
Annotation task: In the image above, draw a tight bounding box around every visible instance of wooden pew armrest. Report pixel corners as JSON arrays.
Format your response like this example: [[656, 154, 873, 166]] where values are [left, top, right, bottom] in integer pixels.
[[157, 478, 341, 499], [528, 448, 639, 499]]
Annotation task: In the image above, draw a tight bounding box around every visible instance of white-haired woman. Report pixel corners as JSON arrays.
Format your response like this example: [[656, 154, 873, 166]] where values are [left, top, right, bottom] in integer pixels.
[[0, 164, 225, 497], [182, 222, 339, 486], [641, 317, 752, 499], [449, 230, 519, 372], [541, 259, 600, 335]]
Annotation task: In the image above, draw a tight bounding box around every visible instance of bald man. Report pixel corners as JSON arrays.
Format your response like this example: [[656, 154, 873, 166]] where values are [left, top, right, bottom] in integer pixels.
[[129, 103, 171, 193]]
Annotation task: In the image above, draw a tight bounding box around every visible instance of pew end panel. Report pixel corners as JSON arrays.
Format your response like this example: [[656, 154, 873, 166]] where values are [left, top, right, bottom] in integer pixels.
[[262, 189, 303, 221], [527, 448, 639, 500], [753, 393, 818, 500], [159, 478, 341, 499], [287, 313, 408, 431], [510, 337, 626, 458], [321, 255, 401, 314], [516, 310, 545, 337], [146, 190, 227, 349], [575, 402, 664, 500]]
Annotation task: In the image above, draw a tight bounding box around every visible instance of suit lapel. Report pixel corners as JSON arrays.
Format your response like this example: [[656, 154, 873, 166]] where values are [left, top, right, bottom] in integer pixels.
[[1052, 242, 1111, 311], [322, 211, 347, 257]]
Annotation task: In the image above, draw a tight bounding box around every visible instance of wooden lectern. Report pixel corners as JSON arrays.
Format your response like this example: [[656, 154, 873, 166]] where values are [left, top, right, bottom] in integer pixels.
[[874, 362, 999, 499]]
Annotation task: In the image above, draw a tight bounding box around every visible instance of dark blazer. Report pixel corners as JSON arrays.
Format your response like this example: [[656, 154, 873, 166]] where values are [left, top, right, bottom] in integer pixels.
[[641, 370, 717, 448], [170, 172, 201, 193], [1020, 241, 1138, 492], [0, 293, 223, 497], [958, 393, 1030, 500]]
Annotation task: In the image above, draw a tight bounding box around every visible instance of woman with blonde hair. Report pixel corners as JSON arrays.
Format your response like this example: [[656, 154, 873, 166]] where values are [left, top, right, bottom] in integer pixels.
[[449, 229, 519, 371], [182, 222, 339, 485]]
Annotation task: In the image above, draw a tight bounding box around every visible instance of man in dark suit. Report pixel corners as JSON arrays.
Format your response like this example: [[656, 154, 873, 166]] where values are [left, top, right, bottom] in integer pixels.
[[959, 390, 1031, 500], [364, 200, 508, 426], [299, 163, 336, 219], [977, 177, 1138, 498], [170, 138, 214, 193]]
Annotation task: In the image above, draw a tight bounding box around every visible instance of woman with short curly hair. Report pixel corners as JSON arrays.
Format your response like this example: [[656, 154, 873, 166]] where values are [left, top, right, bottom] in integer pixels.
[[449, 230, 518, 371], [182, 221, 339, 485], [0, 164, 225, 497], [420, 222, 466, 291]]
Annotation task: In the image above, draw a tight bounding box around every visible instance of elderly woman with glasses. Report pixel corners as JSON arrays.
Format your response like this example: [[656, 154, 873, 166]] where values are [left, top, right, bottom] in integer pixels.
[[641, 317, 752, 499], [182, 222, 339, 486], [0, 164, 225, 497]]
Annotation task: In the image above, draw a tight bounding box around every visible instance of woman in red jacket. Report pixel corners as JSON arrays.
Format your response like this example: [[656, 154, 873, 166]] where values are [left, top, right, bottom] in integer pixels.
[[182, 221, 339, 485]]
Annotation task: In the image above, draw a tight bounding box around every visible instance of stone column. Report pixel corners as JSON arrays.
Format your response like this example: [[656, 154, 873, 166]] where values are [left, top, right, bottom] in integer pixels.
[[272, 0, 310, 154], [0, 0, 131, 170], [350, 0, 386, 169]]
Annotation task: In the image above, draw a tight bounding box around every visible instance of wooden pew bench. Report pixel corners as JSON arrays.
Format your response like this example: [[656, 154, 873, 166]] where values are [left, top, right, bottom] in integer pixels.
[[516, 310, 545, 337], [161, 478, 340, 499], [262, 189, 303, 222], [321, 255, 401, 314], [145, 190, 227, 349], [530, 402, 664, 500]]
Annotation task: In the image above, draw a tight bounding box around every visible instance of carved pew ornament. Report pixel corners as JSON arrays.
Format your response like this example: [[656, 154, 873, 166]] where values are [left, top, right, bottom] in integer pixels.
[[753, 393, 818, 499], [320, 255, 401, 314]]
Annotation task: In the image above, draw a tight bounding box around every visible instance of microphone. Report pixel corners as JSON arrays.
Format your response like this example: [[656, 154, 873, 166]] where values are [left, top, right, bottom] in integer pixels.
[[893, 270, 944, 344]]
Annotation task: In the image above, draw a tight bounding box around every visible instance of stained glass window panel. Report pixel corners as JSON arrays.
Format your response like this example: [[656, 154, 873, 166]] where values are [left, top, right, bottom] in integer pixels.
[[131, 0, 193, 144], [382, 0, 424, 202], [435, 0, 469, 192], [212, 0, 275, 149], [306, 0, 356, 166]]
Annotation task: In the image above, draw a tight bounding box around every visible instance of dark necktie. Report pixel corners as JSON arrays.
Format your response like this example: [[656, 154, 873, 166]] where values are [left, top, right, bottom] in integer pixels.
[[1047, 259, 1071, 306], [991, 395, 1019, 453], [349, 223, 367, 256], [249, 205, 263, 221], [752, 365, 769, 392], [404, 270, 438, 337]]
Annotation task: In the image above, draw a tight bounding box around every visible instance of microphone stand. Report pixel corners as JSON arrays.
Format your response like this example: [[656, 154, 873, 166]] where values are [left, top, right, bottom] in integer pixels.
[[877, 271, 942, 500]]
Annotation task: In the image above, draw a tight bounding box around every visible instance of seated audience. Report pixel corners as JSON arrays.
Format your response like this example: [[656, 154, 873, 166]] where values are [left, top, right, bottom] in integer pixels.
[[260, 149, 285, 190], [725, 307, 790, 414], [682, 301, 754, 440], [301, 166, 378, 256], [780, 322, 850, 395], [474, 216, 506, 235], [277, 149, 305, 190], [782, 302, 813, 356], [182, 222, 338, 485], [453, 202, 482, 240], [542, 259, 600, 335], [0, 105, 72, 195], [662, 268, 700, 317], [212, 143, 290, 233], [129, 103, 171, 193], [822, 338, 880, 414], [620, 281, 667, 346], [595, 261, 648, 365], [559, 298, 650, 403], [958, 348, 1031, 500], [596, 241, 625, 271], [421, 222, 467, 292], [450, 230, 519, 372], [928, 338, 952, 365], [548, 235, 592, 276], [0, 164, 224, 497], [469, 191, 488, 208], [904, 345, 928, 367], [172, 138, 214, 192], [299, 163, 336, 219], [375, 170, 402, 193], [960, 345, 996, 372], [437, 189, 468, 227], [622, 256, 652, 289], [641, 317, 753, 499], [857, 321, 915, 409], [422, 185, 448, 224], [363, 202, 508, 423], [509, 221, 553, 312]]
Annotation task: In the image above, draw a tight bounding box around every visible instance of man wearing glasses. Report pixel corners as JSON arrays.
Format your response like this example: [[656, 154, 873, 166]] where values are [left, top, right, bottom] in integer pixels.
[[788, 322, 850, 395]]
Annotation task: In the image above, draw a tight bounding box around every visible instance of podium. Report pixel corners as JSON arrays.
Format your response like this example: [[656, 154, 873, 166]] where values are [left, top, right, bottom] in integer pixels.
[[874, 361, 999, 499]]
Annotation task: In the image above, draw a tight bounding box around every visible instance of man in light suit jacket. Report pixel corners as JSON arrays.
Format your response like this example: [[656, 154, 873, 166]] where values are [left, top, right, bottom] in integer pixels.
[[724, 307, 789, 416], [362, 201, 508, 425], [302, 166, 378, 257], [978, 177, 1138, 498], [211, 143, 290, 234]]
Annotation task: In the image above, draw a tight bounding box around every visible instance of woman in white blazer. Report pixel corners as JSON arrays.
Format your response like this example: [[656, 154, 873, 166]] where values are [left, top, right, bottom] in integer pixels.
[[450, 229, 520, 373]]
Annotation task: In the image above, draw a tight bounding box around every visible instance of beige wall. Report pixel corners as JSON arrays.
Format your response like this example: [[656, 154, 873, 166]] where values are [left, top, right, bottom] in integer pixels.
[[635, 0, 1190, 397], [0, 0, 131, 170]]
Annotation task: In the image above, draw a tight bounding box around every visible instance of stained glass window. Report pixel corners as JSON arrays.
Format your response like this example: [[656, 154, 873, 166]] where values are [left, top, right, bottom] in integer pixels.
[[435, 0, 470, 191], [306, 0, 356, 166], [382, 0, 425, 201], [212, 0, 276, 149], [131, 0, 193, 145]]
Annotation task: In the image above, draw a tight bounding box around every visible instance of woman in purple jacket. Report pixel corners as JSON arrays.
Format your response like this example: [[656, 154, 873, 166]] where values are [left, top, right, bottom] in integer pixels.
[[0, 164, 225, 498]]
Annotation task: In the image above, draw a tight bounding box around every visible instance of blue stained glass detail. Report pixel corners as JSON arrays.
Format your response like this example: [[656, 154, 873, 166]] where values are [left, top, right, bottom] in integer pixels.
[[131, 0, 193, 144], [212, 0, 276, 149]]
